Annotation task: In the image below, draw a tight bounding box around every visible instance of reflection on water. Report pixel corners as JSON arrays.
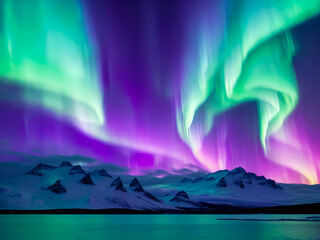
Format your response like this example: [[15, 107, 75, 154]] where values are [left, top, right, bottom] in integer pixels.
[[0, 214, 320, 240]]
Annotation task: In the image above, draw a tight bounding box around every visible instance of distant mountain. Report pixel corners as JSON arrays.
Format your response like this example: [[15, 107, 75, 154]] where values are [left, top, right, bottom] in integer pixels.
[[59, 161, 73, 168], [69, 165, 85, 175], [26, 163, 57, 176], [170, 166, 287, 208], [46, 180, 67, 194], [129, 178, 161, 202], [1, 161, 320, 212], [80, 173, 95, 185], [180, 166, 283, 190], [170, 191, 190, 203], [110, 177, 126, 192], [90, 169, 113, 178]]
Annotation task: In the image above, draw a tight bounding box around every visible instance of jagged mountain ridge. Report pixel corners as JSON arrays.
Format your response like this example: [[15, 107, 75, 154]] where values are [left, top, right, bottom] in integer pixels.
[[129, 178, 161, 203], [59, 161, 73, 167], [46, 180, 67, 194], [178, 167, 283, 190], [90, 169, 113, 178], [26, 163, 57, 176], [1, 162, 320, 211]]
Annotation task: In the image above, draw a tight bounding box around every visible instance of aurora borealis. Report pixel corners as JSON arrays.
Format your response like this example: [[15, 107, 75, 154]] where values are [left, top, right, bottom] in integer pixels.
[[0, 0, 320, 184]]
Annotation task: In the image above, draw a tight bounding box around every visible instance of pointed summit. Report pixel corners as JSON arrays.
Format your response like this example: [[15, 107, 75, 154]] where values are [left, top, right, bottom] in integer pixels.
[[26, 163, 56, 176], [80, 173, 95, 185], [33, 163, 57, 171], [231, 167, 246, 174], [91, 169, 113, 178], [69, 165, 85, 175], [59, 161, 73, 167], [176, 191, 189, 199], [170, 191, 189, 202], [98, 169, 113, 178], [129, 177, 161, 202], [110, 177, 126, 192], [129, 178, 144, 192], [46, 180, 66, 194]]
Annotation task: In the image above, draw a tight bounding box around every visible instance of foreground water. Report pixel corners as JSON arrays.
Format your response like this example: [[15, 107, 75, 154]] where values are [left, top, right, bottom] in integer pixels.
[[0, 214, 320, 240]]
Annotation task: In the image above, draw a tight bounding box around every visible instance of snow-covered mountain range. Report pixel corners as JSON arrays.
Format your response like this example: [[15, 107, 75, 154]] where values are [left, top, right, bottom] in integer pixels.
[[1, 161, 320, 212]]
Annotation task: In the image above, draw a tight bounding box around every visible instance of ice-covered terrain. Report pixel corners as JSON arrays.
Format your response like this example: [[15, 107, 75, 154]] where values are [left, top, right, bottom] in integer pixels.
[[0, 161, 320, 212]]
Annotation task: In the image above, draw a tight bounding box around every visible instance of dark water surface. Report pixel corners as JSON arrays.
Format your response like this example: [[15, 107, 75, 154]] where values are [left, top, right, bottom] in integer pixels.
[[0, 214, 320, 240]]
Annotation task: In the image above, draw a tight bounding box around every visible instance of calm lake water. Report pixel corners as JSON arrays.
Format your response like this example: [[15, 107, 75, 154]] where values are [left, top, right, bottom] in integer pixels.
[[0, 214, 320, 240]]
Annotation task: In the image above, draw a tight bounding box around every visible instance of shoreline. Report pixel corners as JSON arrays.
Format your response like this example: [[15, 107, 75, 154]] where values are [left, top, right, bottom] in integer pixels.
[[1, 203, 320, 214]]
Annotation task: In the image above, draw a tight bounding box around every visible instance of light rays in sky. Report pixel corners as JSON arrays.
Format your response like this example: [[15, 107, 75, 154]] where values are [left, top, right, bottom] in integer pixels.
[[0, 0, 320, 183]]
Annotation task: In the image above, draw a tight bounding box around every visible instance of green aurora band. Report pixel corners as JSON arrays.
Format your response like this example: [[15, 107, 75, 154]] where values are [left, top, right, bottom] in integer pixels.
[[0, 0, 104, 126], [177, 1, 320, 182], [0, 0, 320, 183]]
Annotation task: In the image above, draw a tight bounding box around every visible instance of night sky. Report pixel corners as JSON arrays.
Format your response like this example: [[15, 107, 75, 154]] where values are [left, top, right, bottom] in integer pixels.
[[0, 0, 320, 184]]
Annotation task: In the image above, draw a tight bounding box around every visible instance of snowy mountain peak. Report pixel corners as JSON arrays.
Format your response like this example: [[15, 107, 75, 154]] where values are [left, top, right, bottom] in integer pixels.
[[80, 173, 95, 185], [110, 177, 127, 192], [240, 172, 283, 190], [69, 165, 85, 175], [2, 162, 316, 211], [46, 180, 66, 194], [26, 163, 57, 176], [181, 167, 283, 190], [221, 168, 283, 190], [90, 169, 113, 178], [59, 161, 73, 167], [170, 191, 190, 203], [129, 178, 161, 202], [34, 163, 57, 171], [230, 167, 246, 174], [129, 178, 144, 192], [176, 191, 189, 199]]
